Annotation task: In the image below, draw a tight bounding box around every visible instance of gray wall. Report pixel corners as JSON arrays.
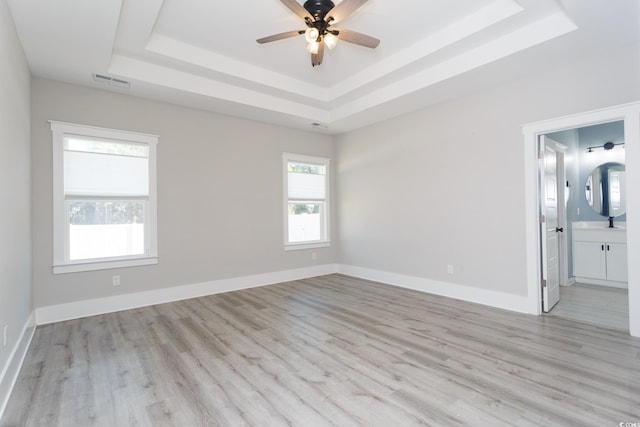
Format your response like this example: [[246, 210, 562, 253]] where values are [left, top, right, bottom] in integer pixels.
[[18, 20, 640, 311], [336, 44, 640, 297], [31, 78, 336, 308], [0, 0, 32, 382]]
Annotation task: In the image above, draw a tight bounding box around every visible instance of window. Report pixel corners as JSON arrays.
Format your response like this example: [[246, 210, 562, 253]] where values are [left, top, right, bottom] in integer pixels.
[[51, 121, 158, 273], [283, 153, 330, 250]]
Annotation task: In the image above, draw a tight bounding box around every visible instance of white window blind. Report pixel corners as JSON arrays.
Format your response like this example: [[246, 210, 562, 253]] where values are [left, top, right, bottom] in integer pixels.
[[64, 141, 149, 197], [287, 165, 326, 200]]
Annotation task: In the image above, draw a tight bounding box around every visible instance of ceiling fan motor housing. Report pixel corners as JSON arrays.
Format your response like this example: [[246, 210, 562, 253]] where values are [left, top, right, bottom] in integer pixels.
[[303, 0, 335, 21]]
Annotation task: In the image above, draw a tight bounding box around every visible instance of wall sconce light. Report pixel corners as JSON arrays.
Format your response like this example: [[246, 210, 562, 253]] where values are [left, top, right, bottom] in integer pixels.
[[586, 141, 624, 153]]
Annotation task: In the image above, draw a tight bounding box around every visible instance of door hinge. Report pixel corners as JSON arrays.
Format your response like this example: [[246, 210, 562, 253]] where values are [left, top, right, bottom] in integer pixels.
[[541, 279, 547, 288], [540, 214, 546, 223], [538, 150, 544, 159]]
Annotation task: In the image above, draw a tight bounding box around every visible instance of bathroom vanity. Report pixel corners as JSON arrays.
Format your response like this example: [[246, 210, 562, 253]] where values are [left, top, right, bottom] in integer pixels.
[[572, 221, 627, 288]]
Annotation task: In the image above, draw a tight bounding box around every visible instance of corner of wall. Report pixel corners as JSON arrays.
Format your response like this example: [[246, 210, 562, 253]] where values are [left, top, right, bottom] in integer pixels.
[[0, 313, 36, 421], [337, 264, 534, 314]]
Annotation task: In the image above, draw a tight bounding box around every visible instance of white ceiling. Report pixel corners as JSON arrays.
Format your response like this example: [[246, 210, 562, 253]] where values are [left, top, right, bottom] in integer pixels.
[[6, 0, 640, 134]]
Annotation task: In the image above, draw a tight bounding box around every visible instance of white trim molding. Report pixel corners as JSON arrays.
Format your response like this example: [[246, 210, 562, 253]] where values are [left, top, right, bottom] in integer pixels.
[[35, 264, 339, 325], [337, 264, 533, 314], [35, 263, 540, 327], [0, 313, 36, 420], [572, 277, 627, 289]]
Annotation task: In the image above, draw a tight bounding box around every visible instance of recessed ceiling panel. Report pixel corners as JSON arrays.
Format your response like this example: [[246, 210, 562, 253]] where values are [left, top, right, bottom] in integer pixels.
[[152, 0, 500, 83], [6, 0, 639, 134]]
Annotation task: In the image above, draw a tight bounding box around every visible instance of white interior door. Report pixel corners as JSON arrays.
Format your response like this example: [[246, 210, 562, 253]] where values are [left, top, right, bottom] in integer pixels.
[[540, 136, 565, 312]]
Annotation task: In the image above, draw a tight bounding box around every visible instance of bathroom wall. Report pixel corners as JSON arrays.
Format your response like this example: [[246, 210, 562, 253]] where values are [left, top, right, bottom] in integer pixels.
[[576, 121, 626, 222]]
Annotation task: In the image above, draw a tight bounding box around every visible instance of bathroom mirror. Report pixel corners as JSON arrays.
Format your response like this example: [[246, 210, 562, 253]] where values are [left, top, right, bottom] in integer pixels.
[[585, 162, 626, 217]]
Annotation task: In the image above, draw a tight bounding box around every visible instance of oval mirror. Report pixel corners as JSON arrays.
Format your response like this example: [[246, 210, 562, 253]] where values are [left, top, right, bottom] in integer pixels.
[[585, 162, 626, 217]]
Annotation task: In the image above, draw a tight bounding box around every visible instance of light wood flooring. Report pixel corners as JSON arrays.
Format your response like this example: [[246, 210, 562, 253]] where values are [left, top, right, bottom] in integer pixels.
[[2, 274, 640, 426], [549, 283, 629, 331]]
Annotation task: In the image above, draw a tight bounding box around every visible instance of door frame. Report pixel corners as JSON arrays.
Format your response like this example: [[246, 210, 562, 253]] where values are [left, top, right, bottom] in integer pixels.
[[522, 101, 640, 337]]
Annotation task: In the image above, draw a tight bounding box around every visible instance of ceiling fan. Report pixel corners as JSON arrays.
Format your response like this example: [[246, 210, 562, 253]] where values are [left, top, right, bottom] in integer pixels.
[[257, 0, 380, 67]]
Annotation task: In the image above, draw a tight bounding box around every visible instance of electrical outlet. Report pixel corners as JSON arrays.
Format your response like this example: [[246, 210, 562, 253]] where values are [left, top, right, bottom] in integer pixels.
[[311, 252, 317, 261], [3, 325, 7, 347], [112, 275, 121, 286], [447, 265, 454, 275]]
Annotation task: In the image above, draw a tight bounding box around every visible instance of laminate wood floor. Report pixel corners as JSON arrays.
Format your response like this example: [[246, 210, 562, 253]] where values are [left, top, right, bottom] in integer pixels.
[[549, 283, 629, 331], [2, 274, 640, 426]]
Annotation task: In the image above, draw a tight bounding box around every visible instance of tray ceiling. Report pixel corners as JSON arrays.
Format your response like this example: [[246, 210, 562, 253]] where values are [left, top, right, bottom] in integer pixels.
[[7, 0, 639, 133]]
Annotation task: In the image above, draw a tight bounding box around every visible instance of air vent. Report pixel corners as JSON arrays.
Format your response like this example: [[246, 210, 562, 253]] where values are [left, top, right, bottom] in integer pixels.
[[311, 122, 328, 130], [93, 73, 130, 89]]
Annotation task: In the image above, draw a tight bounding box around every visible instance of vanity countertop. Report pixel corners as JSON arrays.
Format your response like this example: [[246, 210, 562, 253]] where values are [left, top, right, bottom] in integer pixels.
[[572, 221, 626, 231]]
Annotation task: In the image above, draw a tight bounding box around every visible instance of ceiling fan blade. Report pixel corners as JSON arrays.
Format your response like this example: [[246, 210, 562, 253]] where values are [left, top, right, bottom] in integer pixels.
[[335, 28, 380, 48], [280, 0, 314, 21], [326, 0, 369, 24], [257, 30, 303, 44], [311, 41, 325, 66]]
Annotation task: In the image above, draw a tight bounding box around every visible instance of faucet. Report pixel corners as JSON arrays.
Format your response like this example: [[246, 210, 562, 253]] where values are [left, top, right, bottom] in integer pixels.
[[608, 216, 614, 228]]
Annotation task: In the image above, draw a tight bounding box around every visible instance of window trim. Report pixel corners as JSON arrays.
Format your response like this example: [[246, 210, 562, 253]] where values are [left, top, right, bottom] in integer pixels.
[[282, 152, 331, 250], [51, 121, 158, 274]]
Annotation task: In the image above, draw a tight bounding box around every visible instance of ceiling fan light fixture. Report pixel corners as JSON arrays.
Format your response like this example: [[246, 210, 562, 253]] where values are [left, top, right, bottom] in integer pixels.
[[258, 0, 379, 67], [324, 33, 338, 49], [306, 41, 320, 54], [304, 27, 320, 44]]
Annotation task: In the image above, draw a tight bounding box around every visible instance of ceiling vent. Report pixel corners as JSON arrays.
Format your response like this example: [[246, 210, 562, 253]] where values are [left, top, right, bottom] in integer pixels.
[[93, 73, 130, 89]]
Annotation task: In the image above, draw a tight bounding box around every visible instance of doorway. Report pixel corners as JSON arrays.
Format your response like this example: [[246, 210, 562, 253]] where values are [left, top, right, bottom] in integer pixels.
[[540, 122, 628, 329], [522, 101, 640, 337]]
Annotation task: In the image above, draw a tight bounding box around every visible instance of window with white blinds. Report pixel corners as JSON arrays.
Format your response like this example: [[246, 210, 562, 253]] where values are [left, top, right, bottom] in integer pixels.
[[51, 122, 158, 273], [283, 153, 330, 249]]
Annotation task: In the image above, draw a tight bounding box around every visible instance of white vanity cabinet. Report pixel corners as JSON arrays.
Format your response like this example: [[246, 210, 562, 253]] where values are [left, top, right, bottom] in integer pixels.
[[572, 222, 627, 288]]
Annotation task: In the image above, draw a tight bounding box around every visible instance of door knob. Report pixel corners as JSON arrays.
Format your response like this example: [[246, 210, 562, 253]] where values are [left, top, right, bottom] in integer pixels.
[[555, 227, 564, 233]]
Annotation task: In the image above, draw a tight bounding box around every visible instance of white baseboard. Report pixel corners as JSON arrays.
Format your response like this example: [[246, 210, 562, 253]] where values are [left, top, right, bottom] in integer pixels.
[[573, 276, 627, 289], [0, 312, 36, 421], [337, 264, 534, 314], [35, 264, 339, 325], [35, 263, 536, 326]]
